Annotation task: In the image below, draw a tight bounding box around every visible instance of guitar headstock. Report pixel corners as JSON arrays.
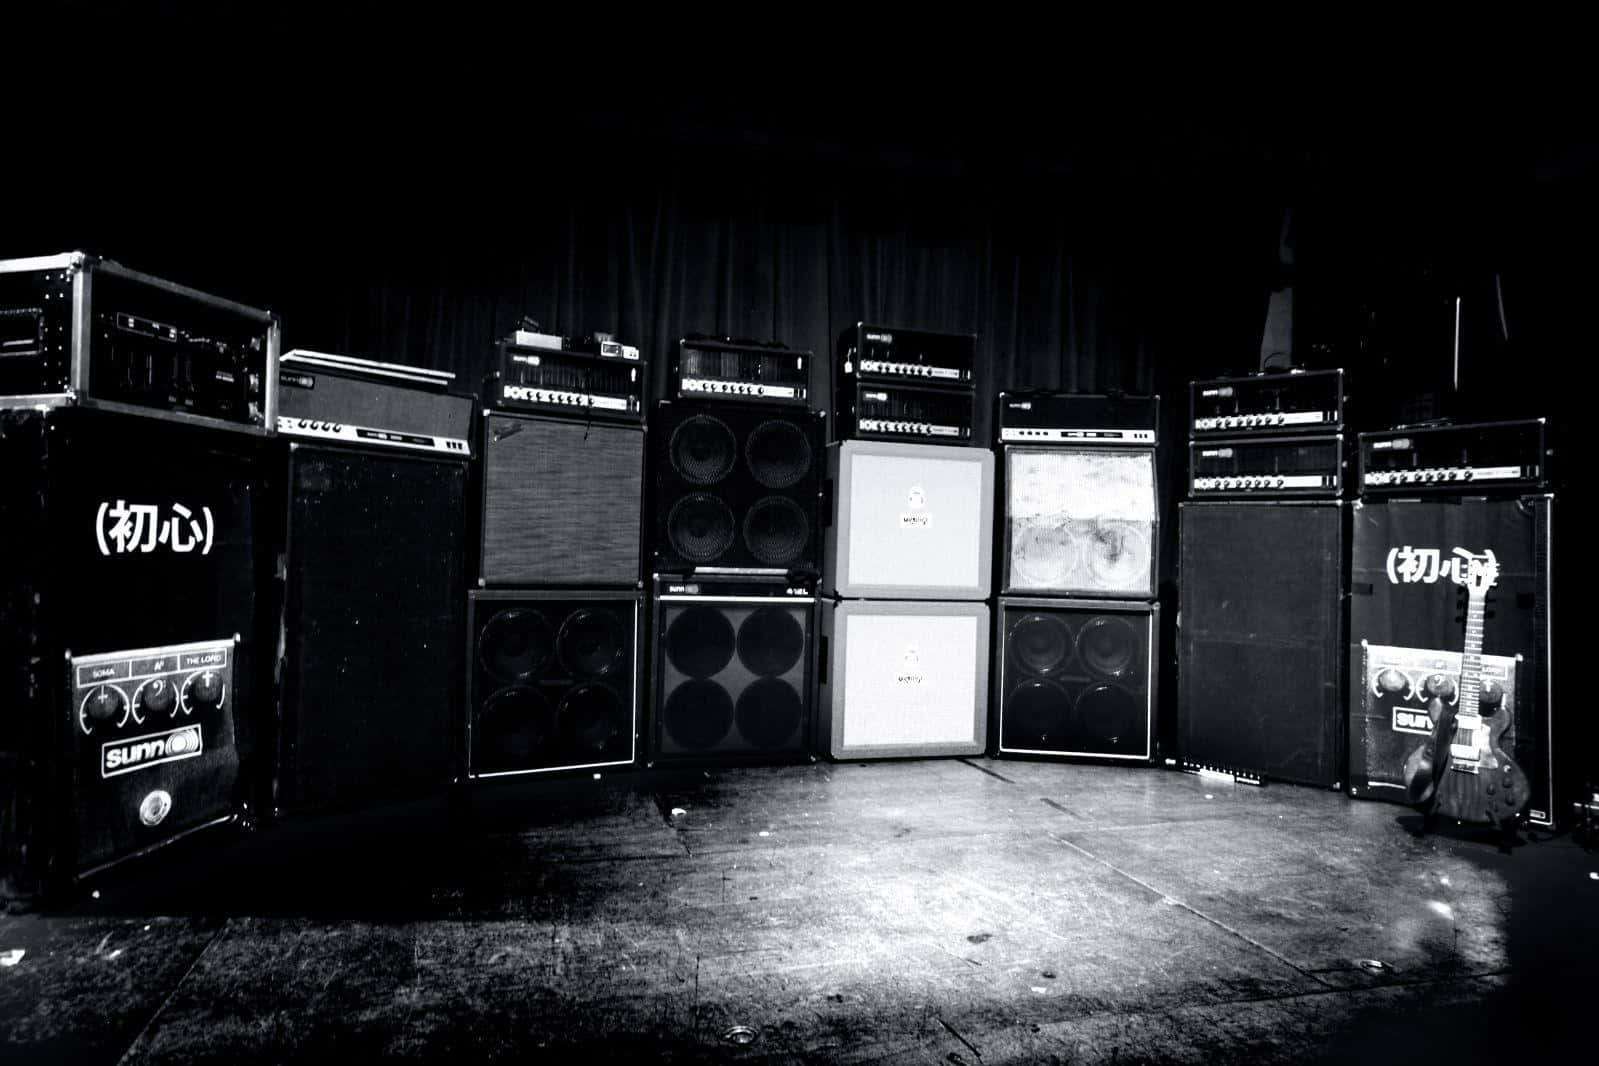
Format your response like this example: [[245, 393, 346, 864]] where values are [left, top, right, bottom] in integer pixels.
[[1454, 548, 1500, 595]]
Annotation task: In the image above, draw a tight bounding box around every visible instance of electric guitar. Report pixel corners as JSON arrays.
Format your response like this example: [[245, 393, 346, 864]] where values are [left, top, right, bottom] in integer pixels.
[[1402, 554, 1528, 826]]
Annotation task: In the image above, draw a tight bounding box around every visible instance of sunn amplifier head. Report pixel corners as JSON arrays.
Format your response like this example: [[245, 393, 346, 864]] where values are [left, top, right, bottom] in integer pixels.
[[824, 440, 994, 600], [488, 340, 645, 423], [837, 324, 976, 387], [1358, 419, 1550, 496], [650, 576, 816, 764], [836, 381, 975, 445], [996, 598, 1157, 762], [997, 391, 1159, 445], [818, 599, 988, 759], [466, 590, 640, 778], [1189, 434, 1344, 498], [672, 336, 810, 406], [651, 400, 824, 575], [1002, 445, 1157, 599], [1190, 368, 1344, 436]]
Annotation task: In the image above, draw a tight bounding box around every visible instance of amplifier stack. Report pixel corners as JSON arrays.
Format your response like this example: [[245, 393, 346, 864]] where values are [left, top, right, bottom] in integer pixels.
[[993, 391, 1161, 764], [1178, 368, 1349, 788]]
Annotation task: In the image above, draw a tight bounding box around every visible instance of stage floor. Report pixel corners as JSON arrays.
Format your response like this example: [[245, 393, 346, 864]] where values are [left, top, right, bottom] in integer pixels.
[[2, 759, 1593, 1064]]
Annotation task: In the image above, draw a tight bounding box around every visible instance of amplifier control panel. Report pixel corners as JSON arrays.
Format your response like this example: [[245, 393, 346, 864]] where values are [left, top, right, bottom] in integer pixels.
[[1188, 435, 1344, 497], [1358, 419, 1549, 495], [1191, 368, 1344, 437]]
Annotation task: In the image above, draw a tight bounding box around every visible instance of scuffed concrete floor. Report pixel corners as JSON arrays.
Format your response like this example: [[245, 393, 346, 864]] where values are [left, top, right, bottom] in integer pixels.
[[2, 759, 1595, 1064]]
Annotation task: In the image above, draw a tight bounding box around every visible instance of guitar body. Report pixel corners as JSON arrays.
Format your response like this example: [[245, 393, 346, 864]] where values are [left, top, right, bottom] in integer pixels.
[[1431, 700, 1529, 827]]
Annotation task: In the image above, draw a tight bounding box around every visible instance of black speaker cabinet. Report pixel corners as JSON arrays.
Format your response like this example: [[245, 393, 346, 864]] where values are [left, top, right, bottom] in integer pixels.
[[1349, 496, 1555, 826], [996, 598, 1157, 762], [1, 407, 270, 895], [480, 410, 644, 587], [651, 576, 816, 764], [467, 590, 640, 777], [651, 400, 824, 575], [1177, 501, 1346, 788], [275, 443, 468, 814]]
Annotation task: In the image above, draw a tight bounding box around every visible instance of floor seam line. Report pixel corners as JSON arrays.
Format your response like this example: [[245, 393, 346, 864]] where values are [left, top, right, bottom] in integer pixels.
[[114, 916, 233, 1065], [1046, 832, 1337, 990]]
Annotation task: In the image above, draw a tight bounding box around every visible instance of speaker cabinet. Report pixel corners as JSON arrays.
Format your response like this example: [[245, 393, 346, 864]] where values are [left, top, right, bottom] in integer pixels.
[[1349, 496, 1554, 825], [651, 577, 815, 764], [1, 407, 268, 893], [651, 400, 824, 574], [276, 444, 468, 814], [818, 600, 988, 759], [1177, 501, 1346, 787], [996, 598, 1158, 762], [1002, 446, 1158, 599], [823, 441, 994, 599], [467, 590, 640, 777], [480, 411, 643, 587]]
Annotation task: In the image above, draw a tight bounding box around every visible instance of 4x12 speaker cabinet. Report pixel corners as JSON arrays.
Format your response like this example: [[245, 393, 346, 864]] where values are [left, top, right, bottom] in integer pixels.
[[650, 576, 816, 764], [1, 407, 269, 896], [823, 440, 994, 599], [466, 590, 640, 777], [818, 600, 988, 759], [1177, 501, 1346, 788], [275, 443, 469, 815], [1002, 445, 1158, 599], [480, 410, 643, 587], [651, 400, 824, 575], [996, 598, 1158, 762], [1348, 495, 1554, 825]]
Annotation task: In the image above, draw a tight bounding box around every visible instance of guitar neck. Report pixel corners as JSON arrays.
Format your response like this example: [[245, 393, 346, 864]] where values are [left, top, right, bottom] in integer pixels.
[[1460, 589, 1486, 716]]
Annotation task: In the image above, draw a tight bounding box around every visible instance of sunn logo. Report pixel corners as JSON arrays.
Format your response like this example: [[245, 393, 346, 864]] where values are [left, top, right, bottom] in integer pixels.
[[101, 725, 203, 778]]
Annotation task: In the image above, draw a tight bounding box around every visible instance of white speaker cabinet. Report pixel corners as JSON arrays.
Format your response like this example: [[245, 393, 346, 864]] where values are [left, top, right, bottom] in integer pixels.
[[818, 599, 989, 759], [823, 441, 994, 600]]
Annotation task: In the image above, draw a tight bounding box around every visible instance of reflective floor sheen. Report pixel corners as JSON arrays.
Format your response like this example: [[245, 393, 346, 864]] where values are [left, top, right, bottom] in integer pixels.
[[2, 760, 1593, 1064]]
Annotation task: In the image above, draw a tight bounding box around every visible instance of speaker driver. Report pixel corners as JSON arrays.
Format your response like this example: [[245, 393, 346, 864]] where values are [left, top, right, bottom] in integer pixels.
[[735, 677, 803, 750], [1081, 520, 1150, 593], [1010, 519, 1081, 589], [557, 608, 626, 679], [670, 415, 737, 485], [736, 607, 805, 676], [663, 678, 735, 750], [1077, 616, 1139, 680], [480, 609, 555, 684], [665, 606, 736, 678], [1077, 683, 1140, 749], [478, 685, 555, 764], [1008, 613, 1073, 677], [668, 493, 736, 563], [559, 682, 626, 757], [745, 419, 812, 489], [1003, 678, 1073, 748], [742, 496, 809, 566]]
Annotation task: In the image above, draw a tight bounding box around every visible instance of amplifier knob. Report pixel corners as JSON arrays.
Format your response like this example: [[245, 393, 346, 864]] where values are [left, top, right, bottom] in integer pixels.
[[135, 678, 176, 719], [1273, 414, 1286, 425], [84, 685, 125, 727], [183, 671, 225, 714], [1274, 476, 1286, 488], [1462, 469, 1475, 480]]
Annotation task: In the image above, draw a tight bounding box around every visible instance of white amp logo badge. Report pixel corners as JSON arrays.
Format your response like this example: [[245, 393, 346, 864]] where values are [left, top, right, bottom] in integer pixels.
[[102, 724, 204, 778], [95, 501, 214, 556]]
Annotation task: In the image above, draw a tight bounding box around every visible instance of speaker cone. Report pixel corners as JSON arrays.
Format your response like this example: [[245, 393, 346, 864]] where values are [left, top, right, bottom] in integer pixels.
[[1077, 683, 1141, 752], [1077, 616, 1139, 681], [559, 682, 626, 757], [735, 677, 803, 750], [665, 606, 736, 678], [670, 415, 737, 485], [663, 678, 734, 751], [742, 495, 809, 566], [1010, 519, 1081, 590], [557, 608, 626, 679], [736, 607, 805, 676], [1003, 678, 1072, 749], [1081, 520, 1150, 594], [668, 493, 736, 563], [745, 419, 812, 489], [478, 685, 554, 765], [480, 609, 555, 684], [1009, 613, 1072, 677]]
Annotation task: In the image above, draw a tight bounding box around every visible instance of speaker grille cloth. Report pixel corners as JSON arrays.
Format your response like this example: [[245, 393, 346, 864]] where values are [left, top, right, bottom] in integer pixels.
[[1007, 448, 1155, 597], [839, 613, 980, 748], [1000, 604, 1152, 758]]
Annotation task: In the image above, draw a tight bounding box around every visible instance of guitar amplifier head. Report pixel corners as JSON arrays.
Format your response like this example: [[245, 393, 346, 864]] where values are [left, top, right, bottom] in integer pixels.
[[1189, 434, 1345, 498], [276, 350, 473, 457], [835, 382, 976, 444], [998, 391, 1159, 445], [671, 337, 810, 406], [489, 340, 645, 423], [1190, 368, 1344, 436], [837, 324, 976, 387], [1358, 419, 1551, 496]]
